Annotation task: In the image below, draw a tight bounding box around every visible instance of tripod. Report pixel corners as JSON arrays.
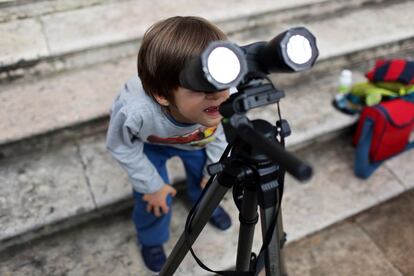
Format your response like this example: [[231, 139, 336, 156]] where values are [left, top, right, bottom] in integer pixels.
[[159, 80, 312, 276]]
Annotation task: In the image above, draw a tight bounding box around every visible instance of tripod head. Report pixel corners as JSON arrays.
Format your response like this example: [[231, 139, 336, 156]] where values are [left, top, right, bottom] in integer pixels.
[[219, 81, 313, 181]]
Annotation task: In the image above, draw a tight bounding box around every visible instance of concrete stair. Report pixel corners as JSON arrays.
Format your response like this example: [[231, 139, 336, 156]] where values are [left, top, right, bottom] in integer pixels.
[[1, 0, 414, 274], [0, 136, 412, 275]]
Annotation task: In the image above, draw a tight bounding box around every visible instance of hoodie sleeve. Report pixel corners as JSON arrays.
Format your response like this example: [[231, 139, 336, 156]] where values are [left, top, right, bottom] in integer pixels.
[[106, 101, 165, 194], [203, 124, 228, 178]]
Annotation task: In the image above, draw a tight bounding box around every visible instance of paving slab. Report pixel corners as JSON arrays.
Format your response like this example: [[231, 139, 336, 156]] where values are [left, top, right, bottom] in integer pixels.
[[283, 222, 402, 276], [354, 189, 414, 276], [283, 189, 414, 276], [0, 142, 95, 246], [385, 150, 414, 190]]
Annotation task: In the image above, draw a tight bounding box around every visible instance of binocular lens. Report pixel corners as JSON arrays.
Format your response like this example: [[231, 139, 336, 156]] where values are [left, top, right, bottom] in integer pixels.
[[286, 35, 313, 65], [207, 47, 241, 85]]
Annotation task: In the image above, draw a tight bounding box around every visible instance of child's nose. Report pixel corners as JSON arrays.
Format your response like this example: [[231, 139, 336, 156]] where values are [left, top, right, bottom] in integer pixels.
[[206, 91, 225, 100]]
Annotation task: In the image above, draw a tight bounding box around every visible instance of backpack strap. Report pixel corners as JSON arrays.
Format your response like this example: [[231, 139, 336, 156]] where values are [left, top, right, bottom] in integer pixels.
[[354, 118, 383, 179]]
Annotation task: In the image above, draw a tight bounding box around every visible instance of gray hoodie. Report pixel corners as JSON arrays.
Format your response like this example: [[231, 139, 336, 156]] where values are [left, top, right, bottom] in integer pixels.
[[106, 76, 228, 194]]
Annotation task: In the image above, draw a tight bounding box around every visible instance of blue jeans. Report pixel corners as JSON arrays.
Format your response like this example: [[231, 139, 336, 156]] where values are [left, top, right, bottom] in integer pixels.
[[132, 143, 207, 246]]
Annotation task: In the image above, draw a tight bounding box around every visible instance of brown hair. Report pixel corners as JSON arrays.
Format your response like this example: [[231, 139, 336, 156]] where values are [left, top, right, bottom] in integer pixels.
[[137, 16, 227, 103]]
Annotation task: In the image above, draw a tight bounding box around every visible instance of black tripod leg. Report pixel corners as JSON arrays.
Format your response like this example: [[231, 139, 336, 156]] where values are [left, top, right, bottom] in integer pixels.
[[276, 210, 288, 276], [236, 188, 258, 271], [259, 206, 288, 276], [159, 176, 230, 276]]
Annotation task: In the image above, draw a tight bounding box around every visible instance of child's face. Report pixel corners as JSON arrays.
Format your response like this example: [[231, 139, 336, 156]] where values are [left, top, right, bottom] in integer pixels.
[[167, 87, 230, 127]]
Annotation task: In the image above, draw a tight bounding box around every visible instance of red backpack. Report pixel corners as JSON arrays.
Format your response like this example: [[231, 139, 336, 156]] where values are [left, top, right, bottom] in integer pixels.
[[353, 97, 414, 178]]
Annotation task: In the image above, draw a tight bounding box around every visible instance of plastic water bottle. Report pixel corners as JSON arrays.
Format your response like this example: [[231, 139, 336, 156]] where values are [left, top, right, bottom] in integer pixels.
[[338, 69, 352, 93]]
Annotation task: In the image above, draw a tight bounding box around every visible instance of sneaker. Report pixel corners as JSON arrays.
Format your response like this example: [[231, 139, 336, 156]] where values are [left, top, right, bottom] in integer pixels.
[[209, 206, 232, 230], [141, 245, 166, 273]]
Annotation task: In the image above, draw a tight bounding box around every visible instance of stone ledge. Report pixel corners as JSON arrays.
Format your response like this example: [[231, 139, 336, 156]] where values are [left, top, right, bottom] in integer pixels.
[[0, 62, 362, 151], [0, 0, 392, 71], [0, 0, 110, 23]]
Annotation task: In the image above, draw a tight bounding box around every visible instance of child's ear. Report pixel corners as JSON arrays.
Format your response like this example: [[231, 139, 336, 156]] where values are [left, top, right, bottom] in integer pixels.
[[154, 94, 170, 106]]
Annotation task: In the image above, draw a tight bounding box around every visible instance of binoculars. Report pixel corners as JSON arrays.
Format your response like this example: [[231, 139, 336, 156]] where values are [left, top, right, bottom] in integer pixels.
[[179, 26, 319, 93]]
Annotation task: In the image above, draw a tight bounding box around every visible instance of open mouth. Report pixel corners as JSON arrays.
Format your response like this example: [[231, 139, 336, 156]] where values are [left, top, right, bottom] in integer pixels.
[[204, 106, 218, 112], [204, 106, 220, 116]]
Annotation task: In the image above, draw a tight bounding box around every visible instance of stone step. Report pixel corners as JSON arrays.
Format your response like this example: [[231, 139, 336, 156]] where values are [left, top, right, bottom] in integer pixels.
[[1, 0, 414, 157], [0, 61, 411, 250], [0, 134, 412, 275], [0, 0, 392, 80], [0, 0, 112, 23]]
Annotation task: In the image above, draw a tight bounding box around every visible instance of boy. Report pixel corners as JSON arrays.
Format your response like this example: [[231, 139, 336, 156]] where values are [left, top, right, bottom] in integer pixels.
[[106, 16, 232, 273]]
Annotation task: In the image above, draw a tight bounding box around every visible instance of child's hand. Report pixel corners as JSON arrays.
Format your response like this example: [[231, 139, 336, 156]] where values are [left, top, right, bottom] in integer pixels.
[[143, 185, 177, 217], [200, 177, 209, 189]]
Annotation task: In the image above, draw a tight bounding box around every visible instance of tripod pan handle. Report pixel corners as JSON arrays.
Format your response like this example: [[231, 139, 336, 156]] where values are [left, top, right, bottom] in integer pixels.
[[238, 123, 312, 181]]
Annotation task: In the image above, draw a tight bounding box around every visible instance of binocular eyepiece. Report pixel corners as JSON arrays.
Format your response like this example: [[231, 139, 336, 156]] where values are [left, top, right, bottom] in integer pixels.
[[179, 27, 319, 92]]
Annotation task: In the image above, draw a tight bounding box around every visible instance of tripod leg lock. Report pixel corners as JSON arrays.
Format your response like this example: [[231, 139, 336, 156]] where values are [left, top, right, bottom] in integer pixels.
[[276, 119, 291, 138], [239, 213, 259, 225]]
